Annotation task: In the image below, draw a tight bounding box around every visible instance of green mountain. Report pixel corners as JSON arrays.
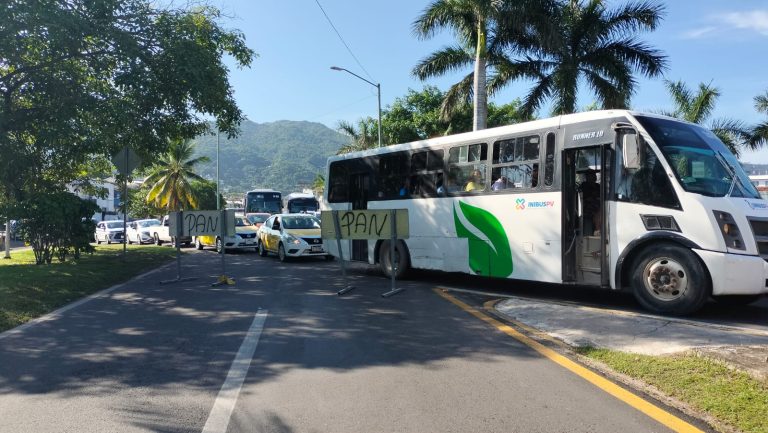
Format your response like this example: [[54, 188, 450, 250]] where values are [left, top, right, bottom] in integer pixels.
[[191, 120, 347, 196]]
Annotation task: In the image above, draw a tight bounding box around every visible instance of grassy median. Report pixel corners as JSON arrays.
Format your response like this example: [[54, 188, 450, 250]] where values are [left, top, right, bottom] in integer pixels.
[[578, 347, 768, 433], [0, 244, 177, 333]]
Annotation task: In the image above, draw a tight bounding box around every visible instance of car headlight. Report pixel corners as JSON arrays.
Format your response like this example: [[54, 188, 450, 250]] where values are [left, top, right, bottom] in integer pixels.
[[284, 233, 301, 245]]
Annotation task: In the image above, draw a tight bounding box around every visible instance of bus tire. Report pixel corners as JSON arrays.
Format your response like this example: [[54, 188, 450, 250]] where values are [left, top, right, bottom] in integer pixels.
[[712, 294, 763, 307], [379, 240, 410, 279], [630, 244, 709, 315]]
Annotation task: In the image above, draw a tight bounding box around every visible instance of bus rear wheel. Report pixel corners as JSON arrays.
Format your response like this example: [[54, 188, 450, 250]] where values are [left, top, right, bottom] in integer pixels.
[[630, 244, 709, 316], [379, 240, 410, 279]]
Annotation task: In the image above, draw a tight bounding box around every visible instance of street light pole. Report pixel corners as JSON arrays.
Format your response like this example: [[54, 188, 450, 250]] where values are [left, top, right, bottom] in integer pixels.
[[330, 66, 382, 147], [216, 129, 220, 211]]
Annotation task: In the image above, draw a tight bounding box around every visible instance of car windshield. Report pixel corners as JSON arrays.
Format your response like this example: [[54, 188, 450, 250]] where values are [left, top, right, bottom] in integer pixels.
[[235, 217, 251, 227], [138, 220, 160, 228], [247, 214, 267, 224], [282, 216, 320, 229], [106, 221, 124, 229], [635, 115, 760, 198]]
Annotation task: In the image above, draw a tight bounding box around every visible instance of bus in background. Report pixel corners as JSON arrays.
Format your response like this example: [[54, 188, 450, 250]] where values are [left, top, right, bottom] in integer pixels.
[[283, 192, 319, 215], [244, 189, 282, 215], [324, 110, 768, 316]]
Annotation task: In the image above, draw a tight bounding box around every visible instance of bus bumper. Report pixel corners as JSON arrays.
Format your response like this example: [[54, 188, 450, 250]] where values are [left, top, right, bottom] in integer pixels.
[[694, 249, 768, 296]]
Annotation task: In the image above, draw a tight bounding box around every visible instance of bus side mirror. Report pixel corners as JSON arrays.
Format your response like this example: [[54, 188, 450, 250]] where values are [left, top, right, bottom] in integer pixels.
[[622, 133, 641, 170]]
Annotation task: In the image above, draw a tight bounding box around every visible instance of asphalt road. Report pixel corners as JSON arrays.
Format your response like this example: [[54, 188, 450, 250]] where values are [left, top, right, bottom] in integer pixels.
[[0, 249, 723, 433]]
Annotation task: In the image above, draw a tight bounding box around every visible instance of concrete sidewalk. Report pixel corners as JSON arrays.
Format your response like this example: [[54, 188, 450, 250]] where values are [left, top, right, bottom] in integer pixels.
[[495, 297, 768, 380]]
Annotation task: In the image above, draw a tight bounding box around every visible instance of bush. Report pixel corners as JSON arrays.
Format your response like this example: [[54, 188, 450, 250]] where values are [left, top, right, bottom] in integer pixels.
[[14, 192, 99, 264]]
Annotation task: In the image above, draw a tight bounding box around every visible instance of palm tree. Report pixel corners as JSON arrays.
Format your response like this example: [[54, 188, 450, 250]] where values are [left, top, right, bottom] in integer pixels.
[[662, 80, 751, 157], [411, 0, 551, 131], [511, 0, 666, 117], [145, 139, 210, 211], [752, 91, 768, 148], [336, 118, 379, 154]]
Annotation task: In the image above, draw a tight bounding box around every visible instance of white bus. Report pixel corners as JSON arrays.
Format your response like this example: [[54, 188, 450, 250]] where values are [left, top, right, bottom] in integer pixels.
[[244, 189, 282, 215], [323, 110, 768, 315], [283, 192, 319, 214]]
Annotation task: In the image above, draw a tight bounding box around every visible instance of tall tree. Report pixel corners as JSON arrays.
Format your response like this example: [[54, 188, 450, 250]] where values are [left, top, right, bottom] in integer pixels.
[[145, 140, 210, 211], [411, 0, 549, 131], [752, 91, 768, 149], [336, 118, 380, 154], [0, 0, 254, 211], [662, 80, 751, 157], [512, 0, 666, 116]]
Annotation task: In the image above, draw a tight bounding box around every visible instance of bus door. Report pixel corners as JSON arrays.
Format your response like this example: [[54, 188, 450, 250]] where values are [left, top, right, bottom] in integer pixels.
[[562, 146, 609, 286], [349, 172, 370, 262]]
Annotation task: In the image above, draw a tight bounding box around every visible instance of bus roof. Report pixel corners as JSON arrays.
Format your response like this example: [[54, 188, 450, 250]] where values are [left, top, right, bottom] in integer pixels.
[[326, 110, 678, 163]]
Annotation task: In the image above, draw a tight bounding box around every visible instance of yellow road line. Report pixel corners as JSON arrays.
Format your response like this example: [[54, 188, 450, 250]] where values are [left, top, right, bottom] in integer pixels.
[[435, 288, 706, 433]]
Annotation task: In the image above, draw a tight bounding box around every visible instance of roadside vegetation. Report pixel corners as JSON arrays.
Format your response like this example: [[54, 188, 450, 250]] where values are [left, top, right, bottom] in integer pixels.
[[578, 347, 768, 433], [0, 245, 177, 333]]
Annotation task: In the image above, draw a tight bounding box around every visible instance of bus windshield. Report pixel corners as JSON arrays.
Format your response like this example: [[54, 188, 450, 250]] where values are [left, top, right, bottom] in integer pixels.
[[635, 115, 760, 199], [245, 192, 282, 213], [287, 197, 318, 213]]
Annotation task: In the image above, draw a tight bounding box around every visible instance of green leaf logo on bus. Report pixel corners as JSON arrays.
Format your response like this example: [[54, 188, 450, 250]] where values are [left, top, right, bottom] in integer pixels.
[[453, 201, 513, 277]]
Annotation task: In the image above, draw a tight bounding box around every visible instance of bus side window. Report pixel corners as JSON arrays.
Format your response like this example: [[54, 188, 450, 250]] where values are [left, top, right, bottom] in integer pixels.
[[491, 135, 540, 189], [448, 143, 487, 193], [328, 161, 349, 203]]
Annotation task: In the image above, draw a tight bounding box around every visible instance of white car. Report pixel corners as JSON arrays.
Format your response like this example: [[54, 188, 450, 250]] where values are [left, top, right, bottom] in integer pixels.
[[126, 219, 162, 245], [256, 214, 332, 261], [94, 220, 125, 244]]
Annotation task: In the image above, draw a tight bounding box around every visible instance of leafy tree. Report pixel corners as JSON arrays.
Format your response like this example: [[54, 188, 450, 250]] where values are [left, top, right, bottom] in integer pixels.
[[127, 183, 165, 219], [336, 118, 380, 154], [189, 179, 225, 211], [145, 140, 210, 211], [412, 0, 550, 130], [512, 0, 667, 116], [752, 91, 768, 149], [312, 174, 325, 195], [0, 0, 254, 217], [14, 193, 98, 265], [384, 86, 530, 144], [661, 80, 751, 157]]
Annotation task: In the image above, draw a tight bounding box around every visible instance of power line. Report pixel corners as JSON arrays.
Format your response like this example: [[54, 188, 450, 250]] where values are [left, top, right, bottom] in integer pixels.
[[314, 0, 375, 83]]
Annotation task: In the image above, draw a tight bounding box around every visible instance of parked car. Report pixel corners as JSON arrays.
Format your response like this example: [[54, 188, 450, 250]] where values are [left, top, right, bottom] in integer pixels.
[[195, 215, 259, 252], [257, 213, 332, 261], [245, 212, 271, 229], [150, 215, 192, 246], [94, 220, 125, 244], [126, 218, 162, 244]]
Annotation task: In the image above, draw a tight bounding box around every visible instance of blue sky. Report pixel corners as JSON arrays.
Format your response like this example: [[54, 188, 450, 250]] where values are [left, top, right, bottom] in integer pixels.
[[213, 0, 768, 162]]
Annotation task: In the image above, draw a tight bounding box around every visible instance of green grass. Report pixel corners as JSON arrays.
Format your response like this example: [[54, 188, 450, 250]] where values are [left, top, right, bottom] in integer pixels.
[[0, 244, 177, 332], [578, 347, 768, 433]]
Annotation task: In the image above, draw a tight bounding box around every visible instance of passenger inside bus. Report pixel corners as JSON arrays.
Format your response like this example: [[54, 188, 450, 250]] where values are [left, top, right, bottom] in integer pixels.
[[465, 169, 485, 192]]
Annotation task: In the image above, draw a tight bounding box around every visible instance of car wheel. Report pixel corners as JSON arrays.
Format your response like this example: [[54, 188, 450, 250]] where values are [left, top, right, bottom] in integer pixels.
[[107, 236, 111, 245], [216, 237, 223, 254], [195, 237, 203, 250], [154, 233, 162, 246], [95, 234, 101, 245], [630, 244, 709, 316], [258, 241, 268, 257], [378, 240, 410, 279], [278, 243, 288, 262], [127, 235, 133, 245]]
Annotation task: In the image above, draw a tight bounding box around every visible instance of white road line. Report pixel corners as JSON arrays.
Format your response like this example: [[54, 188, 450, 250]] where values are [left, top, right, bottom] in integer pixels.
[[202, 310, 268, 433]]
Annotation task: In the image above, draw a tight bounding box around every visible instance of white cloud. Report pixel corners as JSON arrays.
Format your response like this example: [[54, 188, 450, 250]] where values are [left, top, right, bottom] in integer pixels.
[[721, 10, 768, 36], [681, 26, 718, 39]]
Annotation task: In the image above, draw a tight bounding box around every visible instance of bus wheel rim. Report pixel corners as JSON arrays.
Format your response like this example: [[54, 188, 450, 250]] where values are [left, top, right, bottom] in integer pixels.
[[643, 256, 688, 302]]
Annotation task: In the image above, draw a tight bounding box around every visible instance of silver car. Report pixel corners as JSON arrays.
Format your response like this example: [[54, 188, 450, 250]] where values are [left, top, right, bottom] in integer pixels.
[[126, 219, 161, 245], [94, 220, 125, 244]]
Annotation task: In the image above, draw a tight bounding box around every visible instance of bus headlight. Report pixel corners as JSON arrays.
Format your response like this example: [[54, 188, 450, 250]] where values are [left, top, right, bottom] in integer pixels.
[[713, 210, 745, 250]]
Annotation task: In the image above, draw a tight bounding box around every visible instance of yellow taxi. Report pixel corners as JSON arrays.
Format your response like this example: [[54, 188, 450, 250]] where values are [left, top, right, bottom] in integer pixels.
[[256, 213, 333, 262], [194, 215, 259, 252]]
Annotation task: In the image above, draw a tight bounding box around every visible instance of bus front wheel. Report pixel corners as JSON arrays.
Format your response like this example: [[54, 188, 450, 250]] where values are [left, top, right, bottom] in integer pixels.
[[379, 240, 410, 279], [630, 244, 709, 316]]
